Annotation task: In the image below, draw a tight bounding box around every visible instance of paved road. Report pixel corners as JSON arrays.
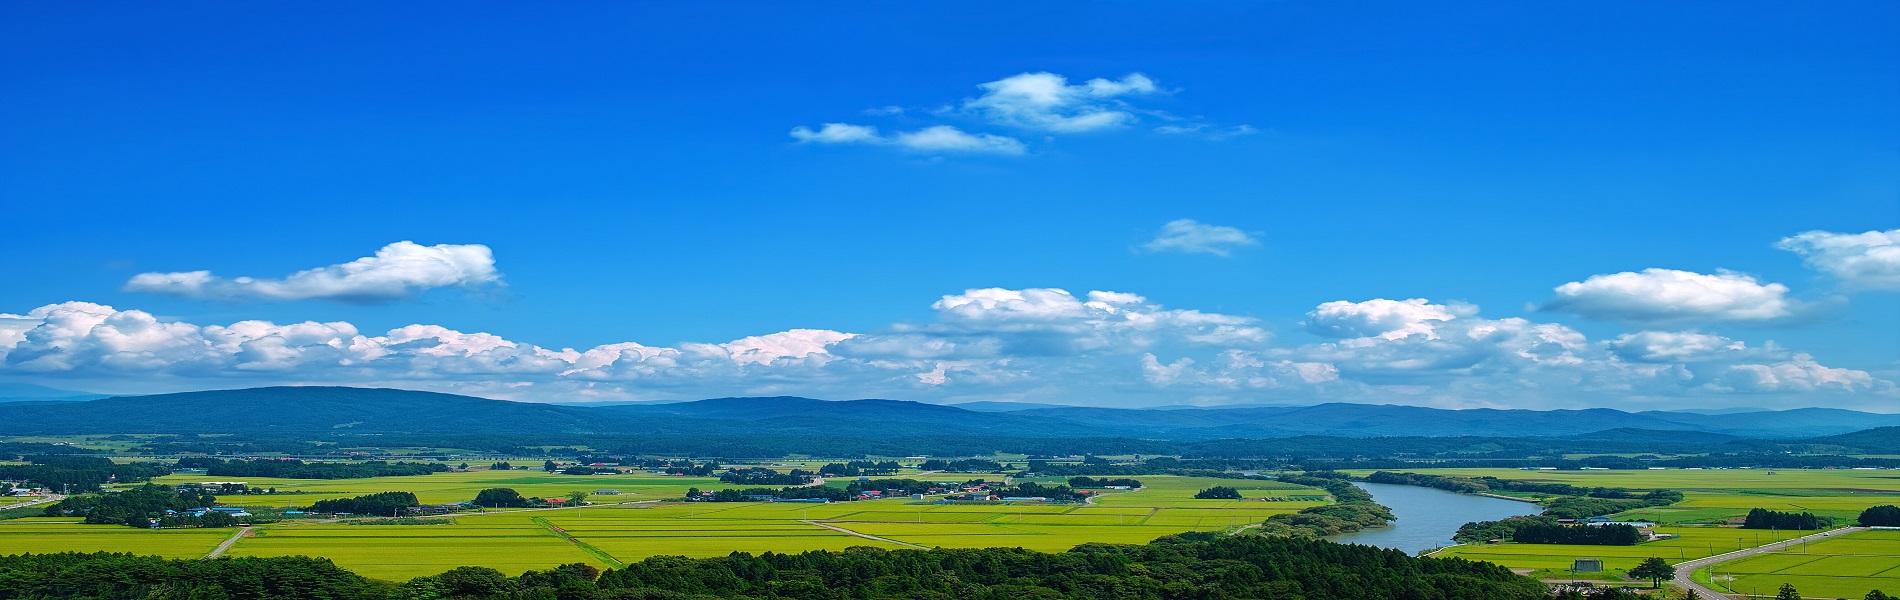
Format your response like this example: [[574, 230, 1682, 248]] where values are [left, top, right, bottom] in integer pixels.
[[1669, 526, 1866, 598], [0, 494, 63, 511]]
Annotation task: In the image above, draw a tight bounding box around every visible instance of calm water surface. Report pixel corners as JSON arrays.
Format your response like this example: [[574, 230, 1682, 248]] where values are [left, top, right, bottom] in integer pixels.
[[1327, 482, 1540, 554]]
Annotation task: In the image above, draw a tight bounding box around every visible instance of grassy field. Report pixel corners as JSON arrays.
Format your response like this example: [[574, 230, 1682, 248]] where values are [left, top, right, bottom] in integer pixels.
[[143, 468, 729, 507], [21, 465, 1900, 586], [1692, 530, 1900, 598], [0, 519, 231, 558], [3, 473, 1318, 580]]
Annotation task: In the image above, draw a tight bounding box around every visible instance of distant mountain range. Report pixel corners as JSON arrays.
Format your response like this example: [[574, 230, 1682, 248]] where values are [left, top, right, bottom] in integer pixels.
[[0, 383, 108, 403], [0, 386, 1894, 440]]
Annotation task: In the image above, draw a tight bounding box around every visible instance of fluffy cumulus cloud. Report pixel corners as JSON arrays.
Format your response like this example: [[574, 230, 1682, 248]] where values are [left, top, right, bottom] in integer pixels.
[[125, 241, 500, 303], [1776, 228, 1900, 290], [1304, 298, 1471, 341], [961, 72, 1157, 133], [1141, 219, 1259, 256], [791, 71, 1244, 156], [1542, 268, 1801, 323], [1, 289, 1888, 408]]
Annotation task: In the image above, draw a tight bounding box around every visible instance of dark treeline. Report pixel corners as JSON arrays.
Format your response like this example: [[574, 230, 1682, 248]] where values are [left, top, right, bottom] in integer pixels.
[[0, 534, 1548, 599], [1368, 471, 1683, 520], [1068, 477, 1141, 488], [1454, 518, 1642, 546], [717, 467, 814, 486], [1863, 505, 1900, 526], [919, 458, 1005, 472], [0, 442, 99, 457], [1508, 523, 1642, 545], [0, 456, 169, 493], [176, 457, 449, 479], [691, 479, 993, 503], [1742, 508, 1830, 530], [43, 485, 223, 528], [818, 460, 900, 476], [1453, 516, 1554, 543], [989, 482, 1083, 502], [309, 491, 421, 515], [0, 553, 377, 600]]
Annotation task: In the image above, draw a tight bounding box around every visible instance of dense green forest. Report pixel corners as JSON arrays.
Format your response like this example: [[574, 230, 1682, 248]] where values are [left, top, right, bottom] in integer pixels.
[[1862, 505, 1900, 526], [42, 485, 223, 528], [1256, 472, 1395, 538], [0, 456, 169, 493], [0, 533, 1548, 599]]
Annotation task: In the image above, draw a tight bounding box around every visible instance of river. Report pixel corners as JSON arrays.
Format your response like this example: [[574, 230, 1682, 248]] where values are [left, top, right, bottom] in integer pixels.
[[1326, 481, 1541, 554]]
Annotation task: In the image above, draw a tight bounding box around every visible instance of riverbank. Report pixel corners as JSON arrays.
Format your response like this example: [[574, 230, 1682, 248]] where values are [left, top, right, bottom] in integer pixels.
[[1327, 482, 1542, 555]]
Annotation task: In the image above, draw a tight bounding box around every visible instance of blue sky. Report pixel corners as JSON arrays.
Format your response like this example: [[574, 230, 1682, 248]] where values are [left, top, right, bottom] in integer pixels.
[[2, 2, 1896, 409]]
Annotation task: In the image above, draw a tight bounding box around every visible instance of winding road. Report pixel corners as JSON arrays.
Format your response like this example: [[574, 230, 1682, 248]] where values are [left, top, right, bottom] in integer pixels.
[[1668, 526, 1866, 598]]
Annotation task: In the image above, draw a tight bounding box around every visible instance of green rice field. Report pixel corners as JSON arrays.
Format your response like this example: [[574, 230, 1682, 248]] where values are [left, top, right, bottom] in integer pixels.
[[1691, 530, 1900, 598], [0, 472, 1321, 580]]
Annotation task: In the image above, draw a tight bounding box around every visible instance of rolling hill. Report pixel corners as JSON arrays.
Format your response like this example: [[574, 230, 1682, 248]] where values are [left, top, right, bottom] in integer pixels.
[[0, 385, 1893, 439]]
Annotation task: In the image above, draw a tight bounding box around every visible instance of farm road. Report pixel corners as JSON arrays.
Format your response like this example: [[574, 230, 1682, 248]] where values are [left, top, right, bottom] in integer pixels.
[[800, 520, 929, 550], [205, 527, 252, 559], [1669, 526, 1866, 598]]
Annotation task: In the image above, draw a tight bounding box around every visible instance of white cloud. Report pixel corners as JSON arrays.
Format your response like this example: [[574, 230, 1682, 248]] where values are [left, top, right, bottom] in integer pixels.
[[1608, 331, 1745, 363], [1776, 228, 1900, 290], [1713, 354, 1877, 393], [962, 72, 1157, 133], [1543, 268, 1800, 322], [789, 124, 1025, 155], [714, 329, 858, 366], [788, 123, 882, 144], [1304, 298, 1469, 341], [0, 290, 1887, 408], [1154, 124, 1259, 139], [927, 287, 1266, 350], [791, 71, 1245, 157], [1141, 219, 1260, 256], [125, 241, 500, 303], [892, 126, 1027, 155]]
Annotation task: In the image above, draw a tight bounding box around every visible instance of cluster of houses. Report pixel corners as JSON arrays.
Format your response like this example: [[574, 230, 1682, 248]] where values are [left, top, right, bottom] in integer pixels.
[[167, 506, 252, 518], [2, 481, 45, 497]]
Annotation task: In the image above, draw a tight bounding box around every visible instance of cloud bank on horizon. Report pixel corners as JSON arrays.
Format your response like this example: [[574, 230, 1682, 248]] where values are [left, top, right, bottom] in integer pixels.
[[3, 227, 1894, 410]]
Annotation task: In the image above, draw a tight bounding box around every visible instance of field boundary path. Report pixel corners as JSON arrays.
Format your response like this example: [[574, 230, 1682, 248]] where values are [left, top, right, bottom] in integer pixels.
[[529, 516, 624, 568], [205, 526, 253, 559], [1669, 526, 1866, 598], [800, 520, 930, 549]]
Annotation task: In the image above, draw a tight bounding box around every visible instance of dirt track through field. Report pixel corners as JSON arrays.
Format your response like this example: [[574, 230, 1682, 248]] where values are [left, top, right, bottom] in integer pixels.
[[205, 527, 252, 559], [800, 520, 930, 549]]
